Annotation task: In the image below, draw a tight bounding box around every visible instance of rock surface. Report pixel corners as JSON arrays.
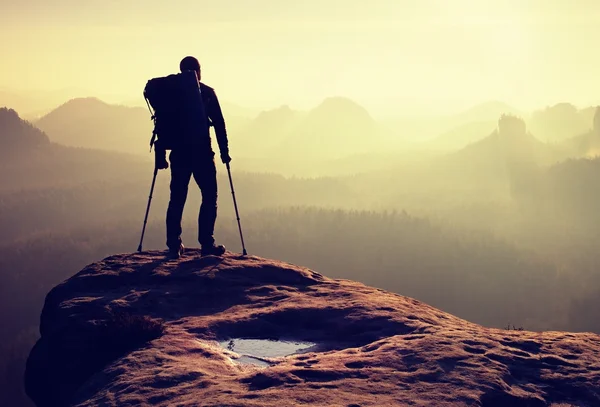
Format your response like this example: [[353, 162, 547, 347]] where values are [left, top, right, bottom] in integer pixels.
[[26, 250, 600, 406]]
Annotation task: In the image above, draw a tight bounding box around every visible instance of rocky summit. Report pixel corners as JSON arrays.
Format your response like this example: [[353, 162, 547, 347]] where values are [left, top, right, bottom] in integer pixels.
[[25, 250, 600, 406]]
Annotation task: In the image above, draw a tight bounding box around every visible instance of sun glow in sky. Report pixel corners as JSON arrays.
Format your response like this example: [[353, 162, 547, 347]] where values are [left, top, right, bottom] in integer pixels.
[[1, 0, 600, 115]]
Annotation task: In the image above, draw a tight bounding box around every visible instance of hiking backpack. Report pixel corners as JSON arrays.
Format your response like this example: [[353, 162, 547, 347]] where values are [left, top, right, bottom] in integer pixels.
[[143, 70, 209, 150]]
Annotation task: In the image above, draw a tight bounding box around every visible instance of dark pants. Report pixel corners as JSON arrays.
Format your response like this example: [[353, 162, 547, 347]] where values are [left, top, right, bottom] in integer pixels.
[[166, 149, 217, 249]]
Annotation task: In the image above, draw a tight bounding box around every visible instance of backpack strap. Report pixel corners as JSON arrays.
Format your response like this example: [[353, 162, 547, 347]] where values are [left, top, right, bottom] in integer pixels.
[[145, 95, 157, 152]]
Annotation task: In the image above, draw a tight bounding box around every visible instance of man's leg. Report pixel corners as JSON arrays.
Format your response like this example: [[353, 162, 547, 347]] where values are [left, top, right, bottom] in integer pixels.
[[166, 151, 192, 251], [192, 154, 220, 250]]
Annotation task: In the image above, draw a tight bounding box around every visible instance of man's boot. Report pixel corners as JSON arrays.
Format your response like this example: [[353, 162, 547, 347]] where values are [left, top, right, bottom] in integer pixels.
[[167, 243, 185, 259], [201, 243, 226, 257]]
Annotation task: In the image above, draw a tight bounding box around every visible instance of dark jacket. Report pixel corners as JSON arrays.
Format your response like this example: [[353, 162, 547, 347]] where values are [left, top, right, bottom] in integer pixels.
[[200, 82, 228, 156]]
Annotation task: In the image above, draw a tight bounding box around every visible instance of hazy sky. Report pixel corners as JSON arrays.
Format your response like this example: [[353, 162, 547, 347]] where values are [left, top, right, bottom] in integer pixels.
[[1, 0, 600, 115]]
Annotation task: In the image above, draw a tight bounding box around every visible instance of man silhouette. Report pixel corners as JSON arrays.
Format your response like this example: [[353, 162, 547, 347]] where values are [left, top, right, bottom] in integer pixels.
[[157, 56, 231, 258]]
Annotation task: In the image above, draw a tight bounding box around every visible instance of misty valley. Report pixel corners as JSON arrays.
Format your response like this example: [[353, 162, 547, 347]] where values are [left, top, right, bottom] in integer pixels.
[[1, 97, 600, 406]]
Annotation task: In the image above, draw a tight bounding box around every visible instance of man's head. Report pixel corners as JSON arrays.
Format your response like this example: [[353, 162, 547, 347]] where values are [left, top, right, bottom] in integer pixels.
[[180, 56, 201, 81]]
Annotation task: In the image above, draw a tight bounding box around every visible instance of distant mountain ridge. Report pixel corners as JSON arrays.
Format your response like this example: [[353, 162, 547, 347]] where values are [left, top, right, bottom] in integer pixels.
[[36, 97, 153, 154], [234, 97, 380, 160], [0, 105, 150, 191], [426, 115, 569, 195], [32, 95, 381, 161], [16, 94, 600, 177], [0, 88, 89, 119], [427, 102, 600, 155], [0, 107, 49, 153], [284, 97, 380, 159], [452, 101, 523, 125], [529, 103, 596, 142], [560, 106, 600, 157], [429, 120, 497, 150]]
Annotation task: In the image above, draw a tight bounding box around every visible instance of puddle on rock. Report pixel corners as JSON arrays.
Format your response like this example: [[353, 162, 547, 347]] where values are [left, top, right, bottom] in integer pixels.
[[219, 338, 317, 367]]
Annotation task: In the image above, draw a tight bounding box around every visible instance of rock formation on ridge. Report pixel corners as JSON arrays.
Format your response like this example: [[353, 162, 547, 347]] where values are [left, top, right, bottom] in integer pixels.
[[26, 250, 600, 406]]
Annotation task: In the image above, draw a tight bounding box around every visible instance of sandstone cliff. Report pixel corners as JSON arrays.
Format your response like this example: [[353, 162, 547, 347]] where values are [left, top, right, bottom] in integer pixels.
[[26, 250, 600, 406]]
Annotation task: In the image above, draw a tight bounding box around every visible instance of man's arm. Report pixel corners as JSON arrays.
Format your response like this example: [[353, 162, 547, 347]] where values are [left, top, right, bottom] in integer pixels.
[[201, 84, 230, 163]]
